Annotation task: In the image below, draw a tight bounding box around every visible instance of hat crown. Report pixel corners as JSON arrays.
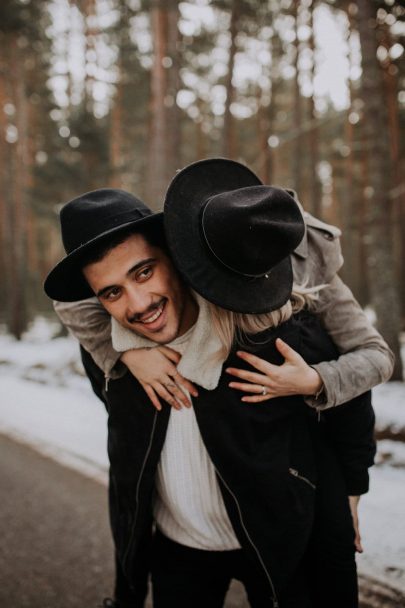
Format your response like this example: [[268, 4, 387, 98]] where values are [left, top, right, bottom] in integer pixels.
[[164, 157, 306, 313], [61, 188, 152, 254], [202, 186, 304, 277]]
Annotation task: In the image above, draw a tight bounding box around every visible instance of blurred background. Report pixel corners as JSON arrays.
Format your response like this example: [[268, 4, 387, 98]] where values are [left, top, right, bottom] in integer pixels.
[[1, 2, 405, 605], [0, 0, 404, 378]]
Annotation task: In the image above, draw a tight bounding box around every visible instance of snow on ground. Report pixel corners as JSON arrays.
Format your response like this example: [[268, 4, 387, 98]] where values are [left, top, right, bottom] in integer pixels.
[[0, 320, 109, 483], [0, 318, 404, 593]]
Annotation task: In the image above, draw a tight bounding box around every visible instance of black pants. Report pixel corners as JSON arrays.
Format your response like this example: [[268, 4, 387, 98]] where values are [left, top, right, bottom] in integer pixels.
[[150, 529, 311, 608]]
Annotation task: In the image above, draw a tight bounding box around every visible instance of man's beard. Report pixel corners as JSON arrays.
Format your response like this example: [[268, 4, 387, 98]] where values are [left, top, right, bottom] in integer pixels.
[[126, 297, 166, 325]]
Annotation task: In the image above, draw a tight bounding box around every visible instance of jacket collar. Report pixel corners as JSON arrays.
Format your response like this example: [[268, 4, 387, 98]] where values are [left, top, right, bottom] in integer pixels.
[[293, 202, 308, 259]]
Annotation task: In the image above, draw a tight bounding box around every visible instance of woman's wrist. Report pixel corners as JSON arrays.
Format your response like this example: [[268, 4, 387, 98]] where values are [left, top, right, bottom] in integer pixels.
[[303, 366, 323, 397]]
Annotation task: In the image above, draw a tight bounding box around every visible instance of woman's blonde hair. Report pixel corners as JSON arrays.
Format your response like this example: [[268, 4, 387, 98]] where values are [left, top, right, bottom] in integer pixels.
[[207, 283, 325, 359]]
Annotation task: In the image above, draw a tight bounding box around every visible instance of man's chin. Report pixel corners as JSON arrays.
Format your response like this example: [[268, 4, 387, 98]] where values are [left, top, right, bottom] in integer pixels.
[[125, 322, 178, 345]]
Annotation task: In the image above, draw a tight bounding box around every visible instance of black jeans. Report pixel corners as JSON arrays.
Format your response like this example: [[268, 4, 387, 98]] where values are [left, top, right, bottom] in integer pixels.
[[150, 529, 311, 608]]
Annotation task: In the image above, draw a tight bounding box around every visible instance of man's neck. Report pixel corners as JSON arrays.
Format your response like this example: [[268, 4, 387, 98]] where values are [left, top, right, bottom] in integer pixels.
[[177, 291, 199, 338]]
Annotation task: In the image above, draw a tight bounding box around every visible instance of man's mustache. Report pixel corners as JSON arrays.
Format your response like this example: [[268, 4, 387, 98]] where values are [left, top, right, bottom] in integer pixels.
[[127, 298, 166, 324]]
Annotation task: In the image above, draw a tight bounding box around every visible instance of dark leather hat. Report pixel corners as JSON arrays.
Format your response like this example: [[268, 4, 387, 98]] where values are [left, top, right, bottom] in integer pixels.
[[164, 158, 305, 314], [44, 188, 162, 301]]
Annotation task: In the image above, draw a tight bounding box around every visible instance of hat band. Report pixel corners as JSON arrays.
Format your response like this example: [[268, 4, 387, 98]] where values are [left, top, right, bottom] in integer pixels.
[[200, 200, 272, 279]]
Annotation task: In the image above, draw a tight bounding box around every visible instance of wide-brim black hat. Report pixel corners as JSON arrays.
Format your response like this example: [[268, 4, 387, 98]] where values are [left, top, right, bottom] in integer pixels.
[[44, 188, 163, 302], [164, 158, 305, 314]]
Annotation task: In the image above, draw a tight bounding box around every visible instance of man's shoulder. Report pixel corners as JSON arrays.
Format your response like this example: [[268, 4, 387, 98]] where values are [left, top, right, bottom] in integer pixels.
[[292, 208, 344, 285]]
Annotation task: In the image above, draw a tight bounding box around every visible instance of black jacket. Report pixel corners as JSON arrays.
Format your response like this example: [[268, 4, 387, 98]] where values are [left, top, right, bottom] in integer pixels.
[[81, 311, 375, 607]]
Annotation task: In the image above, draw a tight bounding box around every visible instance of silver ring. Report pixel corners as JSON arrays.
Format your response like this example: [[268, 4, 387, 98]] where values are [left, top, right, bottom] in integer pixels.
[[261, 386, 268, 396]]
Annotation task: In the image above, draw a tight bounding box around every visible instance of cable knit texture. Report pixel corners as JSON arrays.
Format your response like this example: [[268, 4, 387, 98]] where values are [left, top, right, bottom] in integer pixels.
[[111, 294, 240, 550]]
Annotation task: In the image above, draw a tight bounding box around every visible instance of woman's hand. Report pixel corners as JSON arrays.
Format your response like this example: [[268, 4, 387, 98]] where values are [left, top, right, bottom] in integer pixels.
[[120, 346, 198, 411], [226, 338, 322, 403]]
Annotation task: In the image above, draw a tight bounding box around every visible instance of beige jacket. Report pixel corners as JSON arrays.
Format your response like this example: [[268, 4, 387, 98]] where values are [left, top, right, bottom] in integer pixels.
[[54, 211, 394, 409]]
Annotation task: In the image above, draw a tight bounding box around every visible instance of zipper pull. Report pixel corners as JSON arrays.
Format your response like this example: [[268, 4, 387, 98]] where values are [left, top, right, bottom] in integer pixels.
[[104, 375, 110, 392]]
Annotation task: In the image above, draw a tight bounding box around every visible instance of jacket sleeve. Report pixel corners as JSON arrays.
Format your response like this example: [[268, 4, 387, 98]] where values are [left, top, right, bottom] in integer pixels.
[[306, 275, 394, 409], [54, 298, 125, 378], [320, 392, 376, 495], [80, 345, 109, 409]]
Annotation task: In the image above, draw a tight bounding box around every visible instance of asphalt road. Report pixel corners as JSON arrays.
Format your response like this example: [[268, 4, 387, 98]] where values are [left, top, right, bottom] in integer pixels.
[[0, 434, 250, 608], [0, 434, 403, 608], [0, 433, 116, 607]]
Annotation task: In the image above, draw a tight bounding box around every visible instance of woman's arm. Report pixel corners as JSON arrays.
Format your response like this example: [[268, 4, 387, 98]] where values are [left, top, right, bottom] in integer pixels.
[[54, 298, 120, 376], [307, 275, 394, 408], [225, 276, 394, 409]]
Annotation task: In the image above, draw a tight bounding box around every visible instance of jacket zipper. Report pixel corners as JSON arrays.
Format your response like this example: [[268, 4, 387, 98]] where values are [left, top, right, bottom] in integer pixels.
[[288, 467, 316, 490], [215, 467, 279, 608], [104, 375, 110, 392], [122, 409, 158, 569]]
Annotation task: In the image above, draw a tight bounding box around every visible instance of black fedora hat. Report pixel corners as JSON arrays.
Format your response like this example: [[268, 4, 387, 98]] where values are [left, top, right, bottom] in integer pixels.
[[164, 158, 305, 314], [44, 188, 163, 302]]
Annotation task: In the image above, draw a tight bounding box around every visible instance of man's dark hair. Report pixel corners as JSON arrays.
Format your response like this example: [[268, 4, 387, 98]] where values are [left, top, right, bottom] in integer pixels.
[[80, 222, 168, 268]]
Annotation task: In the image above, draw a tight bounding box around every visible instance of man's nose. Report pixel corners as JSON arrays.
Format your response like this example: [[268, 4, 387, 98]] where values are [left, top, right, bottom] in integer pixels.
[[126, 285, 151, 316]]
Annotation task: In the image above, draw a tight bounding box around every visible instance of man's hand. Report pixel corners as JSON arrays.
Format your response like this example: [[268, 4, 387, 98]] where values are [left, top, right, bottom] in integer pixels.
[[120, 346, 198, 411], [349, 495, 363, 553], [226, 338, 323, 403]]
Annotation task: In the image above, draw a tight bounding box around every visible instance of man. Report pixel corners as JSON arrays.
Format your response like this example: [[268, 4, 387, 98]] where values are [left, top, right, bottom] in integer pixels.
[[45, 160, 389, 607]]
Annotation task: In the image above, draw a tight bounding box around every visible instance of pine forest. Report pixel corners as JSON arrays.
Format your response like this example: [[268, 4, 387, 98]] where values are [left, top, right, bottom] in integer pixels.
[[0, 0, 404, 380]]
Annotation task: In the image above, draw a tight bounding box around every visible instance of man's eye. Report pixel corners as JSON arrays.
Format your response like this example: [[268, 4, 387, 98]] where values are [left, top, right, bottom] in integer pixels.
[[137, 266, 153, 281], [105, 287, 121, 301]]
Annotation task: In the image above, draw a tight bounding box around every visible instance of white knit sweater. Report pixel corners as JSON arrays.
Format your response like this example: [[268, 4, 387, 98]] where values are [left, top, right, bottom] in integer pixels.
[[112, 294, 240, 550]]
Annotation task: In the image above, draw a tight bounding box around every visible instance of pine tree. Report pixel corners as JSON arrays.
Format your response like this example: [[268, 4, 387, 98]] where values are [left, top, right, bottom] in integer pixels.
[[356, 0, 403, 379]]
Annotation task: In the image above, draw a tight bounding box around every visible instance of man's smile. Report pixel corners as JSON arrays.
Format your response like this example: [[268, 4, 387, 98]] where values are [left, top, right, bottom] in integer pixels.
[[141, 303, 165, 324], [128, 298, 168, 332]]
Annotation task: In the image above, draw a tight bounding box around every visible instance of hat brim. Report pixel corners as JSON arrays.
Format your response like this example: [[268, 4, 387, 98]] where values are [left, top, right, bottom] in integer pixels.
[[44, 212, 163, 302], [164, 159, 293, 314]]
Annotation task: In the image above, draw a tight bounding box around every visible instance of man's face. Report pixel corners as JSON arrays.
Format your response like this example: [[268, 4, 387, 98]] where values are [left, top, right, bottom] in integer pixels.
[[83, 233, 198, 343]]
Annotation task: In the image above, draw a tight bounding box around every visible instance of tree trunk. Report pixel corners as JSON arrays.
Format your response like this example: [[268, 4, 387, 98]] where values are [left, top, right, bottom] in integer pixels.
[[147, 0, 174, 209], [380, 22, 404, 326], [3, 34, 29, 338], [307, 0, 321, 217], [166, 0, 181, 178], [222, 0, 238, 158], [291, 0, 303, 194], [356, 0, 402, 380]]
